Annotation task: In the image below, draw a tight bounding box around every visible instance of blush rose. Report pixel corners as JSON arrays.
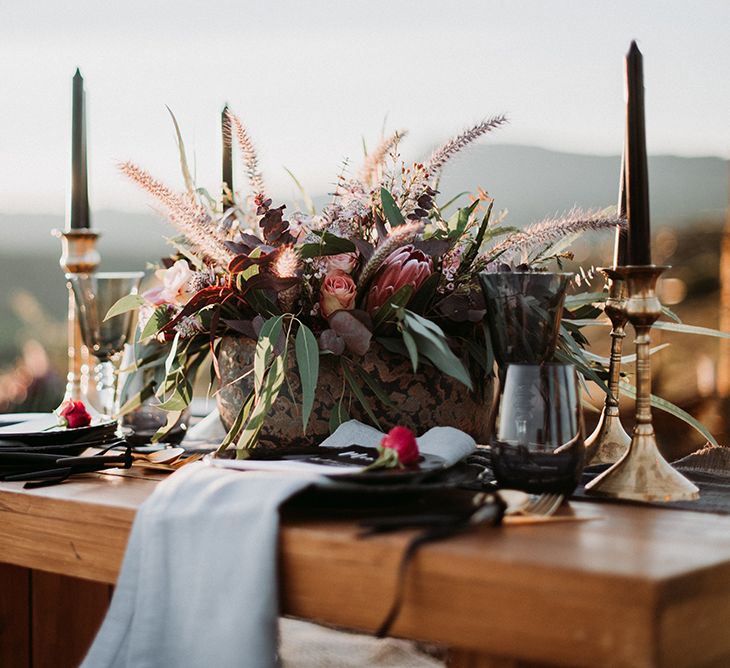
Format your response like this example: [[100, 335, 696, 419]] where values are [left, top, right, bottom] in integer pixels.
[[320, 271, 357, 318], [327, 252, 358, 274]]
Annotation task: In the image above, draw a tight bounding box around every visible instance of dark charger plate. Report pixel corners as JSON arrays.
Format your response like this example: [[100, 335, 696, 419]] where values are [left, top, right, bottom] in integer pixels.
[[0, 413, 119, 451], [215, 444, 479, 497]]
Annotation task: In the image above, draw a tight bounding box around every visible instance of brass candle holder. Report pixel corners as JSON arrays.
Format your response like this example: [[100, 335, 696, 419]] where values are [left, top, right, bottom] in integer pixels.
[[54, 229, 101, 403], [584, 269, 632, 464], [585, 265, 699, 502]]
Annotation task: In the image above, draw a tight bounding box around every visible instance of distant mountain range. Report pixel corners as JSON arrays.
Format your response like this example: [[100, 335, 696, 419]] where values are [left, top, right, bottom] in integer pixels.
[[0, 144, 726, 357], [1, 145, 726, 262]]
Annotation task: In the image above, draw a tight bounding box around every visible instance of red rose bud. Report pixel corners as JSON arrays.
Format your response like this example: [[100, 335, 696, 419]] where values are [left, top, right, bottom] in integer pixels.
[[380, 426, 420, 465], [57, 399, 92, 429], [366, 245, 433, 314]]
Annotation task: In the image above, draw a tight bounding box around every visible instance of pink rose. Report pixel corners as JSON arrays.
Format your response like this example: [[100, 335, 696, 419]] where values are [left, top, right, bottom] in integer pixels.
[[327, 252, 358, 274], [57, 399, 92, 429], [320, 271, 357, 318], [380, 426, 420, 465]]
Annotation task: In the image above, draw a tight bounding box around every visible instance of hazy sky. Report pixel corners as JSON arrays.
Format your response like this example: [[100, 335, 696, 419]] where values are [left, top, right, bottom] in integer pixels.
[[1, 0, 728, 215]]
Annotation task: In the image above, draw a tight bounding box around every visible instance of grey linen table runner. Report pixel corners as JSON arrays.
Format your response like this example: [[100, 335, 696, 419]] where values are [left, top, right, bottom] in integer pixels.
[[81, 420, 475, 668]]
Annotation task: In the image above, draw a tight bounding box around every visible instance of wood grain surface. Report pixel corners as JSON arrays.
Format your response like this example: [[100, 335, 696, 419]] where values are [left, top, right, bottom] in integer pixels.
[[1, 467, 730, 667]]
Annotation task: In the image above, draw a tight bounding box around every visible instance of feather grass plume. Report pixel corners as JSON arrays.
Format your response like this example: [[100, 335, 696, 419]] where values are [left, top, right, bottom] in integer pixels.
[[426, 115, 508, 179], [225, 110, 266, 197], [119, 161, 233, 267], [360, 130, 406, 186], [358, 221, 424, 286], [484, 207, 624, 265]]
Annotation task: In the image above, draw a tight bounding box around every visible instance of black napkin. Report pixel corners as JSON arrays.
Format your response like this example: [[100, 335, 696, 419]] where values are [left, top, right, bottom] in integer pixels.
[[0, 438, 132, 488]]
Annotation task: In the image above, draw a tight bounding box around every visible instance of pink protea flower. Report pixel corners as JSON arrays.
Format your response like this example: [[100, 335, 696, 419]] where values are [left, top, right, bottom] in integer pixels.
[[366, 245, 433, 313]]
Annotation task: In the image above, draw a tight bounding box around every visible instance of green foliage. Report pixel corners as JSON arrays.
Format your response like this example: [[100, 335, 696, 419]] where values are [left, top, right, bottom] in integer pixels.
[[140, 306, 172, 340], [299, 231, 356, 258], [166, 106, 195, 194], [619, 381, 718, 447], [329, 397, 349, 434], [104, 294, 145, 321], [295, 323, 319, 432], [380, 187, 405, 227], [371, 285, 413, 332], [342, 361, 381, 429], [399, 309, 473, 390]]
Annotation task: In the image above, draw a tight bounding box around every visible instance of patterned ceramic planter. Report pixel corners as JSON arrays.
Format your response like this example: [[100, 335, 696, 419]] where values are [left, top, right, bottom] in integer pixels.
[[217, 336, 495, 448]]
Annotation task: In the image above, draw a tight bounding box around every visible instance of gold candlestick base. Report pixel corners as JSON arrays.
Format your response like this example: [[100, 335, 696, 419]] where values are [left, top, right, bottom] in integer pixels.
[[54, 229, 101, 403], [585, 269, 632, 465], [585, 265, 699, 502]]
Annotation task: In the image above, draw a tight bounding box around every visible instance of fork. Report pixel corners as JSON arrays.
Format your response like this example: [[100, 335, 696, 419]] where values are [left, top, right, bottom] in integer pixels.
[[509, 493, 565, 517]]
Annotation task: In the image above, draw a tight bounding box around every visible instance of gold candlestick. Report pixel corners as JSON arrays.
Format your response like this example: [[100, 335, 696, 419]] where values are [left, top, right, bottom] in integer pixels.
[[55, 229, 101, 402], [584, 269, 632, 464], [585, 265, 699, 502]]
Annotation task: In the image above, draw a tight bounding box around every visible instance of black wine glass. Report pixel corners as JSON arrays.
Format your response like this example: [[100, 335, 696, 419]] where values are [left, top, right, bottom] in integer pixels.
[[490, 363, 586, 495]]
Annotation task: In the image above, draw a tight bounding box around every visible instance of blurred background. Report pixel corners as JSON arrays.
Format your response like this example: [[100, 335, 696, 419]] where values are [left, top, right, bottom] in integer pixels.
[[1, 1, 728, 457]]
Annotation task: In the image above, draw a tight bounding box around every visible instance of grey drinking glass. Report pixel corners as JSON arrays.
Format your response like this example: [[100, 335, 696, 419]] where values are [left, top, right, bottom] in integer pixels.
[[490, 363, 586, 494], [478, 271, 571, 371], [69, 272, 144, 417]]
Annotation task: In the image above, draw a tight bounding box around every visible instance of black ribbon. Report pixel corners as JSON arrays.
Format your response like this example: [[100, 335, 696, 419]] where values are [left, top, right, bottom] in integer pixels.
[[360, 494, 505, 638]]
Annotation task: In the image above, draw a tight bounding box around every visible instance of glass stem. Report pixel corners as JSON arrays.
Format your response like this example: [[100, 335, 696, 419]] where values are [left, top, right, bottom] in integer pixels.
[[95, 360, 118, 417]]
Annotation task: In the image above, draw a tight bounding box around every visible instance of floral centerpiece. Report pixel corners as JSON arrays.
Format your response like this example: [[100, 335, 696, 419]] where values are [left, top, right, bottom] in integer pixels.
[[112, 110, 627, 452]]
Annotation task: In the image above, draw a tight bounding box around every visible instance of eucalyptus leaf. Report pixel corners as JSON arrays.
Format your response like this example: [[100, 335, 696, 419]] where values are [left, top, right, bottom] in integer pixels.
[[406, 273, 440, 314], [254, 315, 285, 395], [581, 343, 670, 366], [401, 329, 419, 372], [329, 397, 349, 434], [104, 294, 145, 321], [448, 200, 479, 240], [563, 292, 606, 309], [380, 187, 405, 227], [342, 362, 381, 429], [355, 368, 397, 409], [217, 389, 254, 452], [371, 285, 413, 332], [237, 353, 286, 449], [164, 332, 181, 377], [376, 336, 410, 358], [151, 409, 183, 444], [619, 381, 718, 447], [139, 307, 171, 341], [295, 323, 319, 432], [661, 305, 682, 323], [299, 231, 356, 259], [401, 312, 472, 389], [117, 379, 157, 417], [411, 331, 473, 390], [569, 319, 730, 339]]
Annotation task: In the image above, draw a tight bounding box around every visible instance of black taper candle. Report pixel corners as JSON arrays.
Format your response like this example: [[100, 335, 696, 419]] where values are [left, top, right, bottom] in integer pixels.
[[222, 104, 233, 207], [612, 146, 628, 267], [69, 68, 90, 230], [625, 41, 651, 265]]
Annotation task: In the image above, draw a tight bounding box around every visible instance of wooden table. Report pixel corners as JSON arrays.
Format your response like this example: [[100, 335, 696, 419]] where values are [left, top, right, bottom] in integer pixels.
[[2, 467, 730, 668]]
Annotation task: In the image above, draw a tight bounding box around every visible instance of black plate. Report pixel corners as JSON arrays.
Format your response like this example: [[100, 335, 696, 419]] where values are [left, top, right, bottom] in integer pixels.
[[216, 444, 450, 484], [0, 413, 118, 448]]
